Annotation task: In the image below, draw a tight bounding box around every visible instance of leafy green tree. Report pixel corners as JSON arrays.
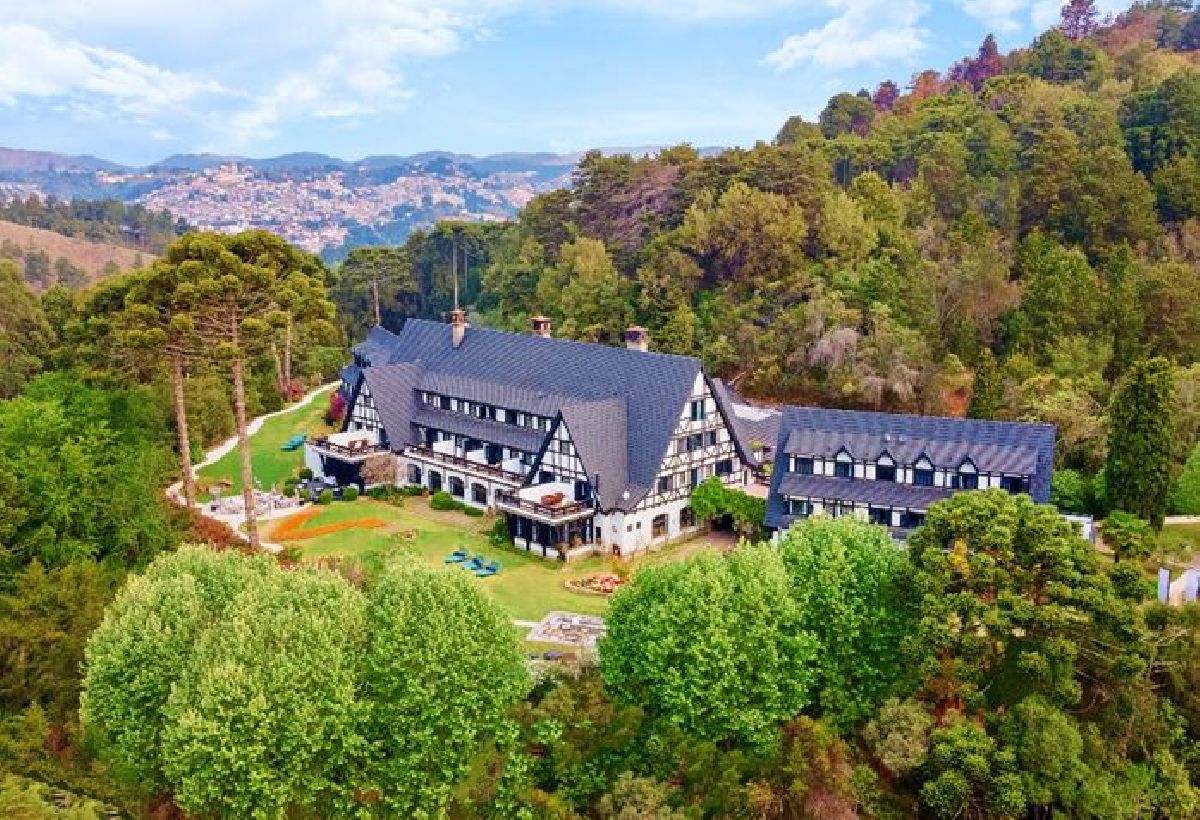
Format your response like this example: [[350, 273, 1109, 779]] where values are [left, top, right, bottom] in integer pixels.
[[1170, 442, 1200, 514], [357, 560, 528, 816], [0, 260, 52, 399], [1014, 232, 1101, 357], [161, 568, 364, 818], [1106, 357, 1176, 528], [775, 115, 822, 146], [861, 697, 933, 778], [968, 348, 1003, 420], [819, 92, 875, 138], [1099, 510, 1156, 562], [0, 561, 122, 721], [776, 517, 917, 729], [336, 246, 417, 330], [81, 547, 274, 790], [919, 719, 1024, 819], [1103, 245, 1145, 382], [600, 547, 816, 745], [1123, 70, 1200, 175], [550, 237, 631, 344]]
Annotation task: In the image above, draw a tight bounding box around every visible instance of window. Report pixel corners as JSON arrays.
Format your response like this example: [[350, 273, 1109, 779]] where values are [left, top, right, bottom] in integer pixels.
[[689, 467, 700, 488], [913, 467, 934, 486], [834, 461, 853, 479], [716, 459, 733, 476], [690, 399, 705, 421], [793, 457, 814, 475], [652, 514, 668, 539], [448, 477, 465, 498], [471, 483, 487, 505], [900, 510, 926, 529], [438, 395, 451, 410], [428, 471, 442, 492], [574, 480, 592, 502], [788, 498, 813, 517], [705, 430, 717, 447], [875, 462, 896, 482], [953, 472, 979, 490], [1000, 475, 1028, 494], [680, 507, 696, 528], [407, 464, 422, 485], [658, 475, 672, 493], [869, 507, 892, 526]]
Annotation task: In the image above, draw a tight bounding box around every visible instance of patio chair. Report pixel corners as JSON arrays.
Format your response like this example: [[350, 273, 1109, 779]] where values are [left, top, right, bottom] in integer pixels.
[[462, 556, 484, 571], [443, 549, 469, 563], [474, 560, 500, 577]]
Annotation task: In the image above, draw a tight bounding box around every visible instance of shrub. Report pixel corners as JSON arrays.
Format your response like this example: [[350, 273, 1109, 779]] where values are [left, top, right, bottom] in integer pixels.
[[343, 486, 360, 502], [489, 518, 509, 547], [400, 484, 427, 497], [430, 491, 460, 511], [462, 505, 484, 517], [1170, 443, 1200, 515], [299, 468, 314, 481], [318, 489, 333, 506]]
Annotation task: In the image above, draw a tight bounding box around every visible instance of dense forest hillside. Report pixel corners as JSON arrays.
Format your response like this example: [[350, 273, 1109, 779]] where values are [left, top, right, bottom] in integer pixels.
[[339, 0, 1200, 514]]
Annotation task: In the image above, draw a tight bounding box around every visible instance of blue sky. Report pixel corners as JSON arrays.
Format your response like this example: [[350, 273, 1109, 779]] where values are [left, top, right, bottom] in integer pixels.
[[0, 0, 1129, 165]]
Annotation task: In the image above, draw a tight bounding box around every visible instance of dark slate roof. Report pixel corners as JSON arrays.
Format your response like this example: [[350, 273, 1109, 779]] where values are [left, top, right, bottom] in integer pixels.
[[765, 405, 1056, 529], [712, 378, 781, 466], [353, 325, 403, 367], [352, 319, 706, 511], [360, 363, 422, 450], [778, 474, 953, 508], [411, 405, 548, 452], [559, 398, 629, 511]]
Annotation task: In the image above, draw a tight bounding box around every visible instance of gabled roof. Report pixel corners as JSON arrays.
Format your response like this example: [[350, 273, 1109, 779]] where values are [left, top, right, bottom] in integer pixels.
[[353, 319, 706, 511], [710, 378, 780, 466], [765, 405, 1056, 529], [360, 362, 422, 449], [559, 397, 629, 511]]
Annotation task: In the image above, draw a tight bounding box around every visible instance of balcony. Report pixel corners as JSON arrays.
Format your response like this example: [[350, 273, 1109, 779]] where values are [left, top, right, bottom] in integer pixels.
[[308, 432, 389, 462], [403, 445, 525, 485], [495, 484, 595, 523]]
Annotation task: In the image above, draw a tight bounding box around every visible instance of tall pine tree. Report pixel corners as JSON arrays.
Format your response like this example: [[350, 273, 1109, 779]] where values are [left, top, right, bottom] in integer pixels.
[[1106, 357, 1176, 528]]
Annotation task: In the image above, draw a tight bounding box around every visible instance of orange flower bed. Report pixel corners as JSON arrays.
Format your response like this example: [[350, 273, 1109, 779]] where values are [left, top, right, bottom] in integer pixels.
[[273, 507, 388, 542]]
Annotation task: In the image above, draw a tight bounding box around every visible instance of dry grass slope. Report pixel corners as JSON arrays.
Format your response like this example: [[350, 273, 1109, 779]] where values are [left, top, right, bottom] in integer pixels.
[[0, 219, 153, 286]]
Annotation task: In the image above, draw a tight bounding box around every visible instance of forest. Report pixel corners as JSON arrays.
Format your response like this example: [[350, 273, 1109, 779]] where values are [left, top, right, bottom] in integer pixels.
[[0, 1, 1198, 817]]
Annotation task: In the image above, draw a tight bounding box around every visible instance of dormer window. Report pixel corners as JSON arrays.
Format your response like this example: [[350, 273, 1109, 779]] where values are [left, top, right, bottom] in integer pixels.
[[913, 456, 934, 486], [1000, 475, 1028, 494], [792, 456, 814, 475], [952, 460, 978, 490], [875, 453, 896, 482], [834, 451, 853, 479]]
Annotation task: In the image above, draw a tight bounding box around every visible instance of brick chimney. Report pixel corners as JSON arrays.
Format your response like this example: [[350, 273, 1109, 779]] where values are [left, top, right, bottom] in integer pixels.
[[450, 308, 467, 349], [624, 326, 649, 352], [531, 315, 552, 338]]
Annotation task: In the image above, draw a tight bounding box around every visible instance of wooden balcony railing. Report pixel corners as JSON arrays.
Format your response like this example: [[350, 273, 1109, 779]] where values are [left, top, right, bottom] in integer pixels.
[[311, 438, 389, 458], [494, 490, 594, 521], [404, 446, 525, 483]]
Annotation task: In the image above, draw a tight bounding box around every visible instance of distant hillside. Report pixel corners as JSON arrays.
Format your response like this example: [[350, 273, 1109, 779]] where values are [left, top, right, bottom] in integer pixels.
[[0, 220, 151, 290]]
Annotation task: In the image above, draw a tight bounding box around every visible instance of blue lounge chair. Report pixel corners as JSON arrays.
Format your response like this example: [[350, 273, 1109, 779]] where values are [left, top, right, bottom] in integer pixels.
[[462, 556, 484, 571], [474, 560, 500, 577], [443, 549, 469, 563]]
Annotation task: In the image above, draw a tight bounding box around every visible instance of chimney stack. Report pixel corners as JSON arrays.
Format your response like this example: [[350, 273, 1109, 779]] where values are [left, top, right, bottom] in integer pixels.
[[450, 307, 467, 349], [624, 326, 649, 352], [531, 315, 552, 338]]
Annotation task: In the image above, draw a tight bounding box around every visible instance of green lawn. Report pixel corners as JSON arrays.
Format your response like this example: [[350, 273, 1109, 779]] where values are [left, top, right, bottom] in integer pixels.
[[267, 497, 612, 622], [1158, 521, 1200, 568], [197, 386, 336, 494]]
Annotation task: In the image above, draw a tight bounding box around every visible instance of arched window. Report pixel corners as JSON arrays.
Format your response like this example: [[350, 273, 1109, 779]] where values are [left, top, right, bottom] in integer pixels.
[[875, 453, 896, 482], [954, 459, 978, 490], [428, 471, 442, 492], [834, 449, 853, 479], [651, 514, 669, 539], [471, 483, 488, 505], [913, 456, 934, 487], [448, 476, 465, 498]]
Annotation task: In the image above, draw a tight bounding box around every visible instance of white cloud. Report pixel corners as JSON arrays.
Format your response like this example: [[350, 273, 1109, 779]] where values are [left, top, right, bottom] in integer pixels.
[[764, 0, 928, 71], [958, 0, 1028, 33], [0, 24, 226, 114]]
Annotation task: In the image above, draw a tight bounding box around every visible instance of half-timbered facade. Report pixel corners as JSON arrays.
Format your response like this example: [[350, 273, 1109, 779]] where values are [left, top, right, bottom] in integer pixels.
[[764, 406, 1056, 537], [308, 317, 754, 558]]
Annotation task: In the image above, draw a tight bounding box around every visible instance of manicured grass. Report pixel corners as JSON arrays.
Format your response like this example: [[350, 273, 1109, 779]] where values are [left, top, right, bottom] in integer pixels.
[[1158, 521, 1200, 567], [197, 387, 336, 495], [265, 497, 612, 622]]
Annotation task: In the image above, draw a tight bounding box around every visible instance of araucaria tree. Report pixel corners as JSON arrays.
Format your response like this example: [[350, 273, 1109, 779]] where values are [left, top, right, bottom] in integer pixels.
[[1106, 357, 1176, 528], [165, 231, 333, 548]]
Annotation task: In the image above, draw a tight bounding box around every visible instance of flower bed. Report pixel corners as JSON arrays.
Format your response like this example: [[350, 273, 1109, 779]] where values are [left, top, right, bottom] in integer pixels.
[[564, 573, 627, 596], [273, 508, 388, 542]]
